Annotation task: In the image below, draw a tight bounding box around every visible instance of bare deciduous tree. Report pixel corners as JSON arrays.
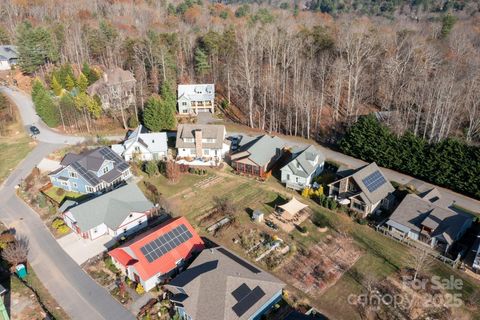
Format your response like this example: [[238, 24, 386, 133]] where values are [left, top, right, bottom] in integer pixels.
[[2, 235, 29, 270]]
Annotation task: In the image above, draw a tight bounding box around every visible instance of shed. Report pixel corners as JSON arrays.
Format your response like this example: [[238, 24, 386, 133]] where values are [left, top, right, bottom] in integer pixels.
[[252, 210, 264, 223]]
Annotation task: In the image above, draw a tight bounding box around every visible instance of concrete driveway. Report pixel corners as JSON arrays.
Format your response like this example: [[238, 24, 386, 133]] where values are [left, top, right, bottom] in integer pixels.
[[57, 233, 116, 265]]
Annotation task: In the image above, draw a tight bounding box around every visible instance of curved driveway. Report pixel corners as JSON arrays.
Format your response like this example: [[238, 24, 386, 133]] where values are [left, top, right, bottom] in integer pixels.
[[0, 87, 133, 320]]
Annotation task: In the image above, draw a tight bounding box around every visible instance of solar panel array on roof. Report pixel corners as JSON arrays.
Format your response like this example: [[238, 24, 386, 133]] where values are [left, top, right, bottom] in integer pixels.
[[117, 162, 130, 171], [362, 170, 387, 193], [140, 224, 193, 263], [99, 147, 121, 162], [71, 162, 99, 185], [232, 286, 266, 317]]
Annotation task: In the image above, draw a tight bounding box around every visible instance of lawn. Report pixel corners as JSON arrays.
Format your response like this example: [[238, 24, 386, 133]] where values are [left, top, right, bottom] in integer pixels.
[[142, 167, 480, 319], [0, 94, 34, 184], [139, 171, 212, 198], [42, 186, 83, 205], [0, 136, 33, 184]]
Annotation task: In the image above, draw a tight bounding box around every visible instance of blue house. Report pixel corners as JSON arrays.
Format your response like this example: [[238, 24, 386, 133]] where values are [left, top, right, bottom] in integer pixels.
[[49, 147, 132, 194], [166, 246, 285, 320]]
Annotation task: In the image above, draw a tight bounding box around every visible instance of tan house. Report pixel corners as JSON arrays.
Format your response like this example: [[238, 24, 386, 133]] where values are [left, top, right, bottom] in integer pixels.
[[87, 67, 136, 110], [175, 124, 230, 166], [327, 163, 395, 217]]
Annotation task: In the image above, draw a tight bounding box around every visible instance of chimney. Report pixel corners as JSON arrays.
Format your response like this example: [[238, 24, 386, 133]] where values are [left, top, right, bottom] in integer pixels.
[[194, 129, 203, 157]]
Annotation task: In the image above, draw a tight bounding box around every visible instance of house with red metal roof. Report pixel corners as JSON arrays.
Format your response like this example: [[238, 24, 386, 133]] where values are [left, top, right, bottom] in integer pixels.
[[108, 217, 204, 291]]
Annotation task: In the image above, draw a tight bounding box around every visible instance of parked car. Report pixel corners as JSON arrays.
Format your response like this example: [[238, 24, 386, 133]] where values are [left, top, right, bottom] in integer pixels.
[[29, 125, 40, 136], [228, 135, 241, 151]]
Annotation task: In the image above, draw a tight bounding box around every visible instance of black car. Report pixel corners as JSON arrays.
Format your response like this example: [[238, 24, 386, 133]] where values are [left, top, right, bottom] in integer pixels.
[[29, 125, 40, 135]]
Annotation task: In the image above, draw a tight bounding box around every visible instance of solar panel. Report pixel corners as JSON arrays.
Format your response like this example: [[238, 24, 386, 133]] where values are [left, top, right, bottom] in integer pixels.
[[232, 286, 266, 317], [232, 283, 251, 301], [139, 224, 195, 264], [362, 170, 387, 193]]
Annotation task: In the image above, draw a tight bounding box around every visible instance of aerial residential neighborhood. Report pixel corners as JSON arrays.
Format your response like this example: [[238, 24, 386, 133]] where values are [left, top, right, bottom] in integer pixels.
[[0, 2, 480, 320]]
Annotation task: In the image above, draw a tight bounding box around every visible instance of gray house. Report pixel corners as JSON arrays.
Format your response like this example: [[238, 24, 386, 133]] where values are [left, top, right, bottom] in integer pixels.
[[280, 145, 325, 190], [167, 246, 285, 320], [61, 183, 154, 240], [386, 192, 473, 253], [0, 45, 18, 70], [327, 163, 395, 217], [49, 147, 131, 194]]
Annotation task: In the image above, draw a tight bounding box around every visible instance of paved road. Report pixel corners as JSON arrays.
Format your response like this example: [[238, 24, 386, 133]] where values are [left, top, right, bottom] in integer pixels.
[[0, 87, 85, 145], [0, 87, 133, 319]]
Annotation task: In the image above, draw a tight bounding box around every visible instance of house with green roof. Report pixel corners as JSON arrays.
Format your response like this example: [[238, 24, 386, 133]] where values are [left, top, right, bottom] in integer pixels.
[[61, 183, 155, 240], [230, 135, 287, 178]]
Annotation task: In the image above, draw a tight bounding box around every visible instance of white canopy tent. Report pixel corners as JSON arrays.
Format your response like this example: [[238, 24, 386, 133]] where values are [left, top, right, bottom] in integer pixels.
[[277, 197, 308, 219]]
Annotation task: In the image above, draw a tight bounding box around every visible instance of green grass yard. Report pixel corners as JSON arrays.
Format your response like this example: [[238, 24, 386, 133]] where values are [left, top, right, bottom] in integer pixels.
[[42, 186, 83, 205], [0, 135, 33, 184], [141, 167, 480, 319]]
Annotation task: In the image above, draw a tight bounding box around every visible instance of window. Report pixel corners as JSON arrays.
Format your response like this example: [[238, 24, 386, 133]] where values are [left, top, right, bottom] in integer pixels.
[[134, 146, 141, 152], [204, 149, 210, 156], [72, 182, 78, 188], [203, 138, 215, 143], [69, 171, 78, 178], [182, 102, 187, 106], [286, 174, 290, 181], [86, 186, 95, 193], [295, 177, 299, 183], [102, 166, 109, 174], [184, 138, 194, 143], [123, 228, 127, 233], [129, 214, 133, 218], [61, 181, 68, 186]]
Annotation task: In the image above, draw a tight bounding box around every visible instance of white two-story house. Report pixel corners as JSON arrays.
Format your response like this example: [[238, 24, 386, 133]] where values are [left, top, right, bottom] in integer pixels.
[[280, 145, 325, 190], [175, 124, 229, 166], [177, 84, 215, 115], [111, 125, 168, 161]]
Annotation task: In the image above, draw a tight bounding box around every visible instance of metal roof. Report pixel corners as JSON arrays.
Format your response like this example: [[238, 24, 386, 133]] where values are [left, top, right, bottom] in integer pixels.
[[65, 183, 153, 231]]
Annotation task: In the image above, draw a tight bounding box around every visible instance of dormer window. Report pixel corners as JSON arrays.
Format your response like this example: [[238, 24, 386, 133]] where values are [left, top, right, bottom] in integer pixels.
[[69, 171, 78, 178], [184, 138, 194, 143]]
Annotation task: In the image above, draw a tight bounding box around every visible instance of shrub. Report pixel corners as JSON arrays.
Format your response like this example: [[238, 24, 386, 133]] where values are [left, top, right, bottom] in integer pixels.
[[144, 160, 159, 177], [52, 218, 65, 229], [298, 226, 308, 233], [136, 283, 145, 295], [56, 188, 65, 196], [105, 257, 120, 274], [38, 193, 47, 208], [127, 116, 139, 128], [357, 218, 368, 225], [57, 224, 70, 234]]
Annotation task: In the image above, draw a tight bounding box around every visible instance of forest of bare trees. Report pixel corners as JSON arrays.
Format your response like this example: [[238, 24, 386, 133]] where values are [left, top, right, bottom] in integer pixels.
[[1, 0, 479, 144]]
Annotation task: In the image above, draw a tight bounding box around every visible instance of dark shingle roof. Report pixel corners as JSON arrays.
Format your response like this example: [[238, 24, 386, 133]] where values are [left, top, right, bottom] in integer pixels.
[[387, 194, 473, 244], [167, 247, 285, 320], [348, 163, 394, 205], [53, 147, 130, 187]]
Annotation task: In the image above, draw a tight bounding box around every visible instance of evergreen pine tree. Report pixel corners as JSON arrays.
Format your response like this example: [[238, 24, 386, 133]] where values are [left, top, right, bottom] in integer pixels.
[[65, 75, 75, 91], [194, 48, 210, 75], [77, 73, 89, 92], [143, 96, 164, 132], [51, 75, 63, 96]]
